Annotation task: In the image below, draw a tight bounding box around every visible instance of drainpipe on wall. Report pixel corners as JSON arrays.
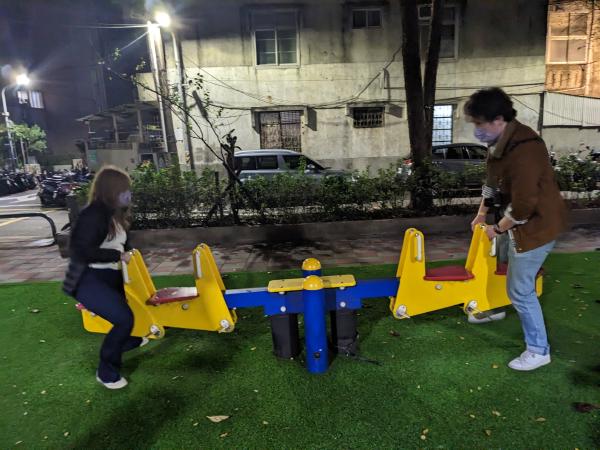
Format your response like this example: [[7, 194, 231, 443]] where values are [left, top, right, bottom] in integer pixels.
[[538, 92, 545, 138], [584, 0, 596, 97]]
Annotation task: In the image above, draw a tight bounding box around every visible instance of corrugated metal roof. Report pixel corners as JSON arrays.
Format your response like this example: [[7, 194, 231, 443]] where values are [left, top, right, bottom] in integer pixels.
[[544, 92, 600, 127]]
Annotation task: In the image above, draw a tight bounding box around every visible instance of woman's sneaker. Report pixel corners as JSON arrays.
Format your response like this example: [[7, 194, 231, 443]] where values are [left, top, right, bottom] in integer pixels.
[[96, 373, 128, 389], [508, 350, 551, 371], [468, 310, 506, 324]]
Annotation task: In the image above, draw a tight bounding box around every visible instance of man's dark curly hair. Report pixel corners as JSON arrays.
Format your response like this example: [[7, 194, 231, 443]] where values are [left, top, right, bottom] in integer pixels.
[[464, 87, 517, 122]]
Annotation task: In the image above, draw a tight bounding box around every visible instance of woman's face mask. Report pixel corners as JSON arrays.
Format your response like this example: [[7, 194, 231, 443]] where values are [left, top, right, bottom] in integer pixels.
[[117, 190, 132, 207]]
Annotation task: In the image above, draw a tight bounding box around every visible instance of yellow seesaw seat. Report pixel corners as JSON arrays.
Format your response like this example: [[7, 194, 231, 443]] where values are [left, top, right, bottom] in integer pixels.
[[78, 244, 237, 338], [389, 224, 543, 319]]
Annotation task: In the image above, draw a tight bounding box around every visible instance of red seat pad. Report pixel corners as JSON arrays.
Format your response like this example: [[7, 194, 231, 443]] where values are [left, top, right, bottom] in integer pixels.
[[424, 265, 474, 281], [495, 263, 544, 277], [147, 287, 198, 305]]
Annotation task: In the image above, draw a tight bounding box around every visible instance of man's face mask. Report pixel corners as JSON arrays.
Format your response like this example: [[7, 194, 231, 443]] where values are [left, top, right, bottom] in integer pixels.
[[117, 190, 132, 207], [474, 126, 502, 144]]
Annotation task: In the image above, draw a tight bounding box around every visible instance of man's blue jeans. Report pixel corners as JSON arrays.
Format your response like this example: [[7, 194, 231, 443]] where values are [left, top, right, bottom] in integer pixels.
[[507, 239, 555, 356]]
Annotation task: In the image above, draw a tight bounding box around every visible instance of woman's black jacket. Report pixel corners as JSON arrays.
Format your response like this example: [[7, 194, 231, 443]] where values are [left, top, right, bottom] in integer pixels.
[[62, 201, 130, 297]]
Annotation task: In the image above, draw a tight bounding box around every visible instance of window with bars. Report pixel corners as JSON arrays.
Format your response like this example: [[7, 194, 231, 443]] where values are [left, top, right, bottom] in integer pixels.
[[29, 91, 44, 109], [418, 4, 458, 59], [432, 104, 453, 145], [252, 11, 298, 65], [259, 110, 302, 151], [352, 107, 384, 128], [548, 13, 589, 64], [352, 9, 382, 29]]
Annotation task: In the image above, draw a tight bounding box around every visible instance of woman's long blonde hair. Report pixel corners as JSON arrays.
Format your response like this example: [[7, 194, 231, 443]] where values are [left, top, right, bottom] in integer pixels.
[[88, 165, 131, 238]]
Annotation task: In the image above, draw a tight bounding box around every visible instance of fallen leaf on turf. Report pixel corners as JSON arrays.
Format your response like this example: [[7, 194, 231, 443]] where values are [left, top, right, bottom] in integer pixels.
[[492, 410, 501, 417], [30, 309, 40, 313], [262, 421, 269, 425], [469, 414, 476, 419], [572, 283, 583, 289], [63, 432, 69, 437], [220, 433, 228, 438], [250, 347, 256, 351], [15, 441, 22, 445], [193, 422, 198, 427], [422, 428, 429, 435], [573, 402, 600, 413], [534, 417, 546, 422], [253, 389, 259, 393], [420, 435, 426, 441], [39, 340, 46, 343], [207, 415, 230, 423], [459, 336, 465, 340], [389, 330, 400, 337], [492, 364, 499, 369], [40, 390, 46, 394], [484, 429, 492, 436]]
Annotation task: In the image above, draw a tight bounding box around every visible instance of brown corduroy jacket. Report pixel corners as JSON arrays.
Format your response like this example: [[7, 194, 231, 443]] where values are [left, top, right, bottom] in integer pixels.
[[486, 120, 568, 253]]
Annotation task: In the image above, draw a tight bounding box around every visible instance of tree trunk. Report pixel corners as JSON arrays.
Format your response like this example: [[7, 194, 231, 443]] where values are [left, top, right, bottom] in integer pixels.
[[400, 0, 444, 211], [401, 0, 427, 169]]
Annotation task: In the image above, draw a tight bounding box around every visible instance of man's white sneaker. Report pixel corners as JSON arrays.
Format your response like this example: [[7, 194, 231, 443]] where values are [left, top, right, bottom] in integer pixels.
[[467, 310, 506, 324], [96, 374, 128, 389], [140, 337, 150, 347], [508, 350, 551, 371]]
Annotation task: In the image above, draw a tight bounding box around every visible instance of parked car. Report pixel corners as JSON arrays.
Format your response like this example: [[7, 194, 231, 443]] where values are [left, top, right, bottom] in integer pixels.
[[397, 143, 488, 187], [233, 149, 350, 181]]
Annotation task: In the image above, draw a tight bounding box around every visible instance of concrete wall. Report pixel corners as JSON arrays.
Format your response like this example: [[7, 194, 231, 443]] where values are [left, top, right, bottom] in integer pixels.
[[86, 147, 137, 173], [542, 127, 600, 155], [140, 0, 548, 173]]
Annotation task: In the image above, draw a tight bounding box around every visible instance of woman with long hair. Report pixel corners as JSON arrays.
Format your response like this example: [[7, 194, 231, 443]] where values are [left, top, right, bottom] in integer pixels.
[[63, 165, 146, 389]]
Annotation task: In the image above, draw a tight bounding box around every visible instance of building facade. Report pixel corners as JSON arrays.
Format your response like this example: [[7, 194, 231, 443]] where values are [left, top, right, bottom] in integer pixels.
[[545, 0, 600, 98], [137, 0, 550, 172], [0, 0, 143, 167]]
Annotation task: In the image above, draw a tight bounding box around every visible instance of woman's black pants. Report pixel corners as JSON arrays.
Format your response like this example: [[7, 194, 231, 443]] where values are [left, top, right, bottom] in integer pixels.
[[76, 268, 142, 382]]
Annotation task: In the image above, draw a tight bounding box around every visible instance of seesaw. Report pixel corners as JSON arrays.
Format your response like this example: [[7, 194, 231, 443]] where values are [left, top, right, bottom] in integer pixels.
[[76, 224, 543, 374]]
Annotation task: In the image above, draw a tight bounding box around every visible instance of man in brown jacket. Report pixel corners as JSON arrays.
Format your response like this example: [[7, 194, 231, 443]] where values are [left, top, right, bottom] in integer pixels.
[[465, 87, 567, 371]]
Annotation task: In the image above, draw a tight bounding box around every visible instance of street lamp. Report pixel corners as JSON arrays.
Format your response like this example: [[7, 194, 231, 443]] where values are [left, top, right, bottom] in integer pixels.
[[154, 11, 172, 28], [151, 11, 194, 171], [2, 72, 30, 170]]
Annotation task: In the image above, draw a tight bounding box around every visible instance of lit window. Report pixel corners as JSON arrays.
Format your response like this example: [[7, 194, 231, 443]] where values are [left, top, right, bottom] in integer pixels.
[[29, 91, 44, 109], [252, 11, 298, 65], [548, 13, 589, 64], [353, 107, 384, 128], [432, 104, 453, 145], [418, 4, 458, 59], [352, 9, 382, 29], [17, 90, 28, 104]]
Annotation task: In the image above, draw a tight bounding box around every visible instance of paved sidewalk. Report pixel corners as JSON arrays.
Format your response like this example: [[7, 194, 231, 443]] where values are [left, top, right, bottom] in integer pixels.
[[1, 227, 599, 284]]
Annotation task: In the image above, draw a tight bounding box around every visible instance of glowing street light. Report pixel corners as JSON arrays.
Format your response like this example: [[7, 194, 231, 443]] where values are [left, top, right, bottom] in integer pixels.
[[2, 72, 31, 170], [15, 73, 30, 87], [154, 11, 172, 28]]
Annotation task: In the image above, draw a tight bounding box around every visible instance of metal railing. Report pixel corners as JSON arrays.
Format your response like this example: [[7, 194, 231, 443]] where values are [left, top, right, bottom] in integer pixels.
[[0, 212, 57, 246]]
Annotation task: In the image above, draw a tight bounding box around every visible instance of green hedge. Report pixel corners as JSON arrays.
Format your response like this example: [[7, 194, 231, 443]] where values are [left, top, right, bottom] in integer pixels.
[[73, 160, 597, 229], [129, 162, 486, 228]]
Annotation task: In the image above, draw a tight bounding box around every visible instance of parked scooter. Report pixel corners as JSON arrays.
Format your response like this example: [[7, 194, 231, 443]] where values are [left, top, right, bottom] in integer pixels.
[[38, 169, 92, 207]]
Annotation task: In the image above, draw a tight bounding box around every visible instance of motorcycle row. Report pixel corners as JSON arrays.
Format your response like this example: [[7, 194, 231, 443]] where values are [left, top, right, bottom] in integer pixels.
[[0, 171, 37, 196], [0, 168, 92, 207], [37, 169, 92, 207]]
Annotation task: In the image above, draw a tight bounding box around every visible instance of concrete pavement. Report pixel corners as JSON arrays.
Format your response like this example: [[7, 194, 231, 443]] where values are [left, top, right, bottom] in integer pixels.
[[1, 226, 599, 284]]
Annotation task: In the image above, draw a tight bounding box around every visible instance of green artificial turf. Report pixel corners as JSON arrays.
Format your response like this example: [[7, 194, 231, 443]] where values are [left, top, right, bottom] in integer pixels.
[[0, 253, 599, 449]]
